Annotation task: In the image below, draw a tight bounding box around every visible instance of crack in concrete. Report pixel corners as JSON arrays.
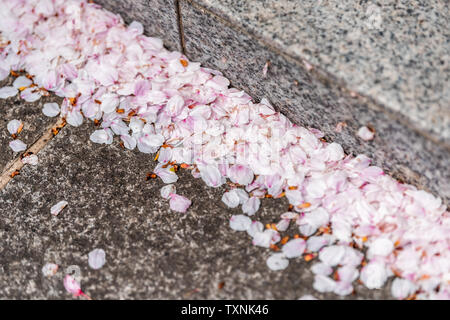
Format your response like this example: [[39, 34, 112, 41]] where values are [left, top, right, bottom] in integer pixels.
[[0, 117, 67, 190], [175, 0, 187, 55]]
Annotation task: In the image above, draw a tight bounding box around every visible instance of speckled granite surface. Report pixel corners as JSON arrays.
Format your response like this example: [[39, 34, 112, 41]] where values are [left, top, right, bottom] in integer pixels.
[[185, 0, 450, 144], [93, 0, 181, 52], [0, 76, 60, 171], [0, 122, 393, 299], [180, 1, 450, 203]]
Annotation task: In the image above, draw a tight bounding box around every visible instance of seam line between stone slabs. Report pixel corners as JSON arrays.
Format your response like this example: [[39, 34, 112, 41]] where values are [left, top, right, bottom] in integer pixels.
[[181, 0, 450, 151], [0, 117, 66, 190], [175, 0, 187, 54]]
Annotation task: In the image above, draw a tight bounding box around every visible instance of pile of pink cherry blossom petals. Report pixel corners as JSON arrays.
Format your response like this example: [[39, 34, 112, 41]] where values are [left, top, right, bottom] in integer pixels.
[[0, 0, 448, 299]]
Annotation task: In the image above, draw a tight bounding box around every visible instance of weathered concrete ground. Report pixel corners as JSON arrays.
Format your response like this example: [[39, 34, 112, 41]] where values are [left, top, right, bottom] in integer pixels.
[[0, 83, 394, 299]]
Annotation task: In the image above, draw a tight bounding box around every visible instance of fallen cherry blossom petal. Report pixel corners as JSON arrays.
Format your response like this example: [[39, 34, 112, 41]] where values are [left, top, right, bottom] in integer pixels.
[[319, 245, 346, 266], [313, 275, 337, 293], [275, 219, 290, 232], [311, 263, 333, 276], [63, 275, 90, 299], [169, 194, 191, 213], [246, 220, 264, 237], [90, 129, 113, 145], [21, 154, 38, 165], [391, 278, 417, 299], [9, 139, 27, 152], [20, 87, 41, 102], [0, 86, 18, 98], [242, 196, 260, 216], [337, 266, 359, 283], [357, 126, 375, 141], [7, 119, 22, 135], [50, 200, 68, 216], [228, 164, 254, 185], [88, 248, 106, 270], [306, 235, 336, 252], [229, 214, 252, 231], [42, 102, 60, 117], [154, 165, 179, 184], [298, 294, 318, 300], [334, 281, 354, 296], [252, 229, 278, 248], [281, 238, 306, 258], [266, 253, 289, 271], [13, 76, 32, 89], [221, 189, 241, 208], [160, 184, 176, 199], [360, 261, 389, 289], [367, 238, 394, 258]]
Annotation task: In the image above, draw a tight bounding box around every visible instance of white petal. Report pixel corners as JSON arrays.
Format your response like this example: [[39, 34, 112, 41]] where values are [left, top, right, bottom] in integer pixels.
[[7, 119, 22, 135], [199, 165, 224, 188], [21, 154, 38, 165], [100, 93, 119, 113], [313, 275, 337, 293], [334, 281, 354, 296], [154, 166, 179, 184], [13, 76, 32, 89], [319, 245, 346, 266], [128, 21, 144, 35], [266, 253, 289, 271], [360, 262, 388, 289], [252, 229, 277, 248], [242, 196, 260, 216], [50, 200, 68, 216], [222, 190, 240, 208], [298, 295, 318, 300], [160, 184, 176, 199], [90, 129, 113, 144], [228, 164, 254, 185], [357, 126, 375, 141], [66, 109, 83, 127], [169, 194, 191, 213], [166, 95, 185, 117], [88, 249, 106, 270], [306, 235, 335, 252], [275, 219, 290, 232], [234, 188, 249, 204], [42, 102, 60, 117], [325, 142, 344, 161], [0, 86, 18, 99], [311, 263, 333, 276], [337, 266, 359, 283], [120, 135, 136, 150], [246, 220, 264, 237], [282, 238, 306, 258], [9, 139, 27, 152], [367, 238, 394, 258], [229, 214, 252, 231], [391, 278, 417, 299], [20, 87, 41, 102]]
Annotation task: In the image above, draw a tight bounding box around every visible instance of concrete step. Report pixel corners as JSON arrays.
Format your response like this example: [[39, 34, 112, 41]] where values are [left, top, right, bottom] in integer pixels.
[[93, 0, 449, 203]]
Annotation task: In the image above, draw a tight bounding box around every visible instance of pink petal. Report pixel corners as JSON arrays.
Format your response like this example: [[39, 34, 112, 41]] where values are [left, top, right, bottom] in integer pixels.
[[228, 164, 254, 186], [169, 194, 191, 213], [229, 214, 252, 231], [281, 238, 306, 258]]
